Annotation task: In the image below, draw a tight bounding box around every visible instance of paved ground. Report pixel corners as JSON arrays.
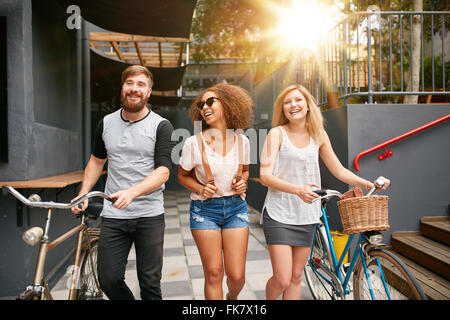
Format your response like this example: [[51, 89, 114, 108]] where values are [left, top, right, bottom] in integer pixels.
[[51, 189, 313, 300]]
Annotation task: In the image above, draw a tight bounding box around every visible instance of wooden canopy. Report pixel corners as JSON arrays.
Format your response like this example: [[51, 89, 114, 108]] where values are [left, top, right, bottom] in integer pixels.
[[90, 48, 185, 106], [90, 32, 192, 68]]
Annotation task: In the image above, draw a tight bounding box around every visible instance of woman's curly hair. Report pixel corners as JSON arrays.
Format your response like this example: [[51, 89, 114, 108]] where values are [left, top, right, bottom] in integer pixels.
[[189, 83, 254, 130]]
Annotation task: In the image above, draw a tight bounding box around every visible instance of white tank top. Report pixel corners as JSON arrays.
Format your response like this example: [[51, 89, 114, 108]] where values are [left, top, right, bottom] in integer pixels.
[[262, 126, 322, 225]]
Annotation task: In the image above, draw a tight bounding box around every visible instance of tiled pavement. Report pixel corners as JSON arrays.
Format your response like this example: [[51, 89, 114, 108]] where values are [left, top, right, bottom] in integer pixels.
[[51, 189, 313, 300]]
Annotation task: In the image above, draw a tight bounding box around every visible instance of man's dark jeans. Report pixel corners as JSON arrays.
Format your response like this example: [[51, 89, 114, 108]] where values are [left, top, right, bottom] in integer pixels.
[[97, 215, 165, 300]]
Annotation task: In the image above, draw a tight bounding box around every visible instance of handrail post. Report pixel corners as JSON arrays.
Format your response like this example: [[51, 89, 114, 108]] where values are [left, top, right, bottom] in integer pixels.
[[367, 13, 373, 104], [343, 20, 348, 106]]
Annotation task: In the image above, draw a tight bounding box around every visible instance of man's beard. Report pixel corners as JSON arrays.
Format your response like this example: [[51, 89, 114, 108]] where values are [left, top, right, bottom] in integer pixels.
[[121, 92, 149, 113]]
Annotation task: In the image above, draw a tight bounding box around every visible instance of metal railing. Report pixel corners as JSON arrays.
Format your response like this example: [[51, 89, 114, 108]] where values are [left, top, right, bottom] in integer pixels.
[[353, 114, 450, 171], [298, 11, 450, 106]]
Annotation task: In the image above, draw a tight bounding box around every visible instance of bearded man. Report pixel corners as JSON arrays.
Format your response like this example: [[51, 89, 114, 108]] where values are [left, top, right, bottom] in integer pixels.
[[71, 65, 175, 300]]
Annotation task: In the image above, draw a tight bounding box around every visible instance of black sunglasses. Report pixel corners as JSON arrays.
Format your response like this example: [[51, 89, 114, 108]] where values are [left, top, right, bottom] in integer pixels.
[[197, 97, 220, 110]]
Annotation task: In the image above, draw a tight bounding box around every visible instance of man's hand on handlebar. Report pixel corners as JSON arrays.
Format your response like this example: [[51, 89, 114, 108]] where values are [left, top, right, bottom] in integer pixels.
[[70, 196, 88, 215]]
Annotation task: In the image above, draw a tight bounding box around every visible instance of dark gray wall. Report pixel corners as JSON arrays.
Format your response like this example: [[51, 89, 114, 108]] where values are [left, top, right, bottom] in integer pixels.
[[0, 0, 85, 297], [0, 0, 83, 181], [342, 104, 450, 243], [319, 104, 450, 243], [0, 0, 33, 181], [30, 0, 83, 177]]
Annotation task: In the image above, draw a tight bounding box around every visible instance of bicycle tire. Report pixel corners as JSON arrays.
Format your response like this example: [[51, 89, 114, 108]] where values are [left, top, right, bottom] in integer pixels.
[[76, 237, 103, 300], [353, 248, 426, 300], [304, 225, 344, 300]]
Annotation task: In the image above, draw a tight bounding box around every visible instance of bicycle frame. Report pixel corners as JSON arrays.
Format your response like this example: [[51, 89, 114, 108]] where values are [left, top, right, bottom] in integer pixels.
[[3, 185, 109, 300], [26, 208, 97, 300], [310, 204, 390, 299]]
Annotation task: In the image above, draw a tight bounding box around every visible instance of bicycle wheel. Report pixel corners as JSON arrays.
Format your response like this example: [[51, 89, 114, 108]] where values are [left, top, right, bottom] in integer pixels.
[[304, 225, 344, 300], [77, 234, 103, 300], [353, 248, 426, 300]]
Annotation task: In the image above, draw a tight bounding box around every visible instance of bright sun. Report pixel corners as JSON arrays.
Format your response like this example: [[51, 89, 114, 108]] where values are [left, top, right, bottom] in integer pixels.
[[273, 1, 337, 52]]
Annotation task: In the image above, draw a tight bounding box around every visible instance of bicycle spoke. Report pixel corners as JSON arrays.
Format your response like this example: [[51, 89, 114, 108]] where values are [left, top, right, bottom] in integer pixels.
[[305, 226, 344, 300], [307, 265, 334, 299], [375, 257, 392, 299], [77, 236, 103, 300], [354, 249, 425, 300], [360, 250, 376, 300]]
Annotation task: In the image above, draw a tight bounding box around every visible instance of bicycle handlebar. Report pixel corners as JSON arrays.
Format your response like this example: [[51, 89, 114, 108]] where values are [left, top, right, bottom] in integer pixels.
[[311, 189, 342, 203], [311, 177, 388, 203], [2, 185, 114, 210]]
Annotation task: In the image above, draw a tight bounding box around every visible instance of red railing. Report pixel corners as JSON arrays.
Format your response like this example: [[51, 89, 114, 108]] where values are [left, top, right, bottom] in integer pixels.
[[354, 114, 450, 171]]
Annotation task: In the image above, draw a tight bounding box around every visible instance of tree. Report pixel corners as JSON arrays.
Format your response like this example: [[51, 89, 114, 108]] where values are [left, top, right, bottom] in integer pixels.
[[190, 0, 335, 81], [190, 0, 266, 61], [403, 0, 422, 104]]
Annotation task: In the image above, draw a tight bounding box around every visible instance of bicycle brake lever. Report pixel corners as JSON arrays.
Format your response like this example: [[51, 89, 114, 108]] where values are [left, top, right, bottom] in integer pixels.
[[313, 190, 327, 196], [311, 190, 343, 203], [107, 197, 117, 203], [366, 177, 386, 197]]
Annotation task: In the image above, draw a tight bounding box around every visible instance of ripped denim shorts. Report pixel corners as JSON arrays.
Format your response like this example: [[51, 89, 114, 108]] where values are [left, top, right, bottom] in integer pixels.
[[190, 195, 249, 230]]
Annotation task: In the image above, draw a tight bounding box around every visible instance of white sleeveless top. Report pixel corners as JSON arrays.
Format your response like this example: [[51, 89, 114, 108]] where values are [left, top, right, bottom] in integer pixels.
[[262, 126, 322, 225]]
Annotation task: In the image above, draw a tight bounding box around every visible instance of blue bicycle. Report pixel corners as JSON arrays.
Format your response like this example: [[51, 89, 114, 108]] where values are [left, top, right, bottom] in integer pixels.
[[304, 180, 427, 300]]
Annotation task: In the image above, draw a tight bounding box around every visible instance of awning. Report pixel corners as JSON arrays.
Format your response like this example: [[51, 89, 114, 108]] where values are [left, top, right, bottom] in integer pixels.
[[64, 0, 195, 106], [59, 0, 196, 38], [149, 95, 181, 107], [89, 32, 189, 67], [149, 66, 186, 92], [90, 49, 184, 106], [90, 48, 126, 103]]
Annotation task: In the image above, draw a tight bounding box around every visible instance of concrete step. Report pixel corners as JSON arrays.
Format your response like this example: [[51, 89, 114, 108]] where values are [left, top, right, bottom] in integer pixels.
[[392, 231, 450, 281], [392, 251, 450, 300], [421, 216, 450, 246]]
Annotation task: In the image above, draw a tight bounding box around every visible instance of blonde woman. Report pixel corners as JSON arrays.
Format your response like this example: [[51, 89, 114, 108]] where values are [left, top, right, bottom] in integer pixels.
[[178, 83, 254, 300], [260, 85, 389, 300]]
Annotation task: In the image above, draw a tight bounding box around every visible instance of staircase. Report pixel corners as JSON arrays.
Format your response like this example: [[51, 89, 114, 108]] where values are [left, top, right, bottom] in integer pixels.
[[391, 216, 450, 300]]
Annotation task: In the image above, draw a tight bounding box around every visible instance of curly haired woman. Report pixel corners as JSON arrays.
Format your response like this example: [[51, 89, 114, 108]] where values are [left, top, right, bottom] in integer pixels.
[[178, 83, 254, 300]]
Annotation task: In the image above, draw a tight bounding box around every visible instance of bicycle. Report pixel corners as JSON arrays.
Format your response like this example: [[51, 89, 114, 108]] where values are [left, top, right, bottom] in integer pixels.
[[3, 185, 114, 300], [303, 178, 427, 300]]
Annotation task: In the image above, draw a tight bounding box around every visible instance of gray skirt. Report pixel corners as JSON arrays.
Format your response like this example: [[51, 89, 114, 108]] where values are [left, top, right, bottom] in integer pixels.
[[263, 209, 317, 247]]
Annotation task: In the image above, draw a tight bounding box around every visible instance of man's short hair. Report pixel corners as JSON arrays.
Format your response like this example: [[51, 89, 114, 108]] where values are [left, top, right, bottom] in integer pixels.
[[121, 65, 153, 88]]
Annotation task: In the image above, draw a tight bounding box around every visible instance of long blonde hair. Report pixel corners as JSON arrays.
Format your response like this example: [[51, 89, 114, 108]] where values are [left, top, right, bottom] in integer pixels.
[[272, 85, 325, 145]]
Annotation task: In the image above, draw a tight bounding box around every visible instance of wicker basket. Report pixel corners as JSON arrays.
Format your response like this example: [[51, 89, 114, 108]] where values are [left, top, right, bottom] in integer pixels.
[[337, 195, 389, 234]]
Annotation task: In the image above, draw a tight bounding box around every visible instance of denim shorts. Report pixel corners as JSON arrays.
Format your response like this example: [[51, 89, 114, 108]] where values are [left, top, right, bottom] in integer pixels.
[[190, 196, 250, 230]]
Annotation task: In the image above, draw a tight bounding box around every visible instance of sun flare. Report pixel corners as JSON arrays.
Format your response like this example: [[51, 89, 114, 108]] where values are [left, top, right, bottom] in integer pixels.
[[273, 1, 337, 52]]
